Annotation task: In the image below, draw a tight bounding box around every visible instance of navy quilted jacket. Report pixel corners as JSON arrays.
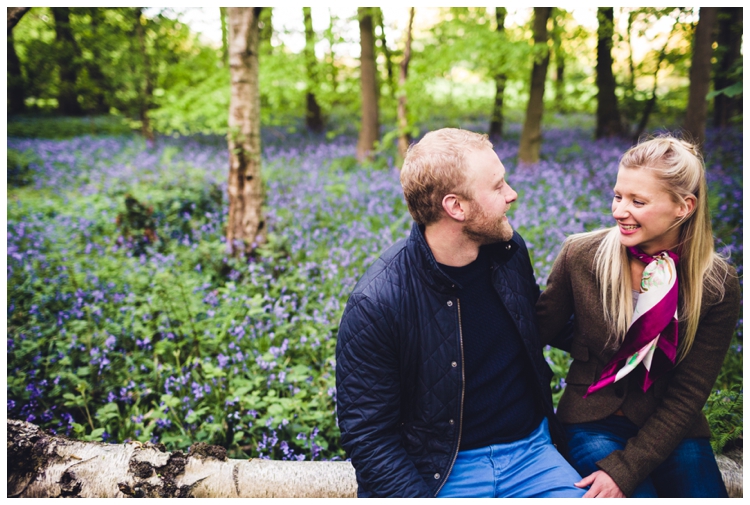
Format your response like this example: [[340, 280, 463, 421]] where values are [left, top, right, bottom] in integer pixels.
[[336, 222, 564, 497]]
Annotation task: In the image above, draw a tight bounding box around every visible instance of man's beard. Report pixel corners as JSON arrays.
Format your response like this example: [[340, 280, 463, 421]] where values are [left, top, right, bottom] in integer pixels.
[[462, 203, 514, 245]]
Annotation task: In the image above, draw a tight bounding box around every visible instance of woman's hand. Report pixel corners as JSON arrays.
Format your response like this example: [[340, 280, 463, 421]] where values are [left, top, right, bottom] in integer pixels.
[[575, 470, 626, 498]]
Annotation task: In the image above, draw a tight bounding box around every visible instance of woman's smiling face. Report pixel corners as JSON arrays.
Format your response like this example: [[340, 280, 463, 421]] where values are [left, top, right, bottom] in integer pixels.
[[611, 167, 690, 255]]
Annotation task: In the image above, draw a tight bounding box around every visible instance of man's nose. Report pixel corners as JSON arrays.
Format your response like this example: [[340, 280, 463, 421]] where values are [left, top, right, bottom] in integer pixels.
[[505, 184, 518, 203]]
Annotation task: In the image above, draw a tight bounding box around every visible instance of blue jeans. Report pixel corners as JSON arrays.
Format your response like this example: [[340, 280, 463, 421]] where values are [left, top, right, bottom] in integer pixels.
[[564, 415, 728, 498], [437, 417, 585, 498]]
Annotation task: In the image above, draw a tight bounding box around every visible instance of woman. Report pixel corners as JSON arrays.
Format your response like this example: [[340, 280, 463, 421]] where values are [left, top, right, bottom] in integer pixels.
[[536, 135, 740, 498]]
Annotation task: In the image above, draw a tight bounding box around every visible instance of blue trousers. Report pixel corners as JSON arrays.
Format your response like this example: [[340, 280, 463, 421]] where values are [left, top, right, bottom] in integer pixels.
[[437, 417, 585, 498], [564, 415, 728, 498]]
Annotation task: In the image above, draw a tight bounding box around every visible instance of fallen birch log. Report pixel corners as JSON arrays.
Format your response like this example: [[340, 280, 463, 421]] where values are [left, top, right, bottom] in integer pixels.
[[7, 419, 742, 497], [7, 419, 357, 498]]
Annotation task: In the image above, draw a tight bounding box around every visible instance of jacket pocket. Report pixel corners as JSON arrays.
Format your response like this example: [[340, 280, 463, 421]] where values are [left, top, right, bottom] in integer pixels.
[[565, 344, 599, 386], [570, 341, 589, 362]]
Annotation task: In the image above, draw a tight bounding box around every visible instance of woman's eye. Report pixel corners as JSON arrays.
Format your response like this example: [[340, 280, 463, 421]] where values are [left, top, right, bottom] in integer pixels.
[[633, 200, 645, 206], [613, 195, 622, 201]]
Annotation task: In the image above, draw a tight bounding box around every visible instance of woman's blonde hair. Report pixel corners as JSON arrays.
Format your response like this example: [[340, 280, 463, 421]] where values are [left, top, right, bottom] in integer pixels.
[[571, 134, 730, 361]]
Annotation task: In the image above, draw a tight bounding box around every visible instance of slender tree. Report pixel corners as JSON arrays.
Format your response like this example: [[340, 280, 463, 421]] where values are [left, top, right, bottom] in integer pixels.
[[134, 8, 154, 141], [81, 8, 110, 114], [220, 7, 229, 66], [518, 7, 551, 165], [303, 7, 324, 133], [397, 7, 415, 161], [375, 8, 395, 100], [259, 7, 273, 54], [684, 7, 718, 148], [51, 7, 83, 116], [631, 14, 679, 143], [595, 7, 624, 139], [356, 7, 379, 162], [226, 7, 265, 256], [551, 9, 566, 113], [7, 7, 30, 115], [325, 9, 339, 94], [488, 7, 507, 139], [712, 7, 742, 128], [7, 6, 30, 30]]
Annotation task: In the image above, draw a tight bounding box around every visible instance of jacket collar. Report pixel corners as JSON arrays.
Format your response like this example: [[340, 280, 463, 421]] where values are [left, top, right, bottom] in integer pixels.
[[406, 221, 520, 292]]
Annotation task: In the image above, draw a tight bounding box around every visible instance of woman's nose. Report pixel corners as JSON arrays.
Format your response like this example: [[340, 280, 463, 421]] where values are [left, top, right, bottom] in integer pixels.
[[612, 200, 628, 219]]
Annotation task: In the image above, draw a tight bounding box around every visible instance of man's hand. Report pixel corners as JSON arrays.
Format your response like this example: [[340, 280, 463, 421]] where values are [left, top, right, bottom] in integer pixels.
[[575, 470, 626, 498]]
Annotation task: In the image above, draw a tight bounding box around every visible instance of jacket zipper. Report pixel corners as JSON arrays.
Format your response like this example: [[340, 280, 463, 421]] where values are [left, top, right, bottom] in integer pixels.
[[434, 297, 465, 496]]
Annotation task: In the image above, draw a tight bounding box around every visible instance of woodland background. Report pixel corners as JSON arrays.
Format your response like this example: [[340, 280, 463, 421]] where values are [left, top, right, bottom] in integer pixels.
[[6, 6, 743, 462]]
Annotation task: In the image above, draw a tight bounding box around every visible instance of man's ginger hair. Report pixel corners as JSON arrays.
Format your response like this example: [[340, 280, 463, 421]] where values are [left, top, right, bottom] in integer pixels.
[[400, 128, 493, 225]]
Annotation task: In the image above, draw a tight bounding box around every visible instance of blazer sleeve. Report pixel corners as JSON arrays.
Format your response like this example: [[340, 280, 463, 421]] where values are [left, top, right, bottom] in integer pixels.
[[596, 270, 741, 496], [335, 291, 433, 498], [536, 238, 576, 347]]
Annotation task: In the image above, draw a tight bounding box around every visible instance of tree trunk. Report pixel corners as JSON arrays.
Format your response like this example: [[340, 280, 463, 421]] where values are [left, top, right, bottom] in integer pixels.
[[356, 7, 379, 162], [7, 7, 30, 115], [220, 7, 229, 66], [134, 8, 154, 142], [7, 29, 25, 115], [631, 13, 679, 143], [259, 7, 273, 54], [518, 7, 551, 165], [7, 6, 30, 31], [226, 7, 265, 257], [712, 7, 742, 128], [488, 7, 507, 139], [595, 7, 623, 139], [7, 419, 356, 498], [551, 10, 565, 113], [326, 10, 338, 94], [51, 7, 83, 116], [397, 7, 415, 161], [85, 8, 110, 114], [375, 7, 395, 101], [7, 418, 742, 498], [303, 7, 324, 133], [684, 7, 718, 148]]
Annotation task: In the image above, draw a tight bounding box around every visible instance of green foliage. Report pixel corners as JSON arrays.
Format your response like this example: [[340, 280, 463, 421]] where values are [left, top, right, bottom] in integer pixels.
[[10, 6, 716, 138], [12, 7, 223, 122], [703, 387, 743, 454], [7, 148, 38, 186], [7, 115, 134, 138]]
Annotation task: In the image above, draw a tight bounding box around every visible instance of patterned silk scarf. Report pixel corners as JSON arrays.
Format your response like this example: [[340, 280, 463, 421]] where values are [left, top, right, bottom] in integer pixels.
[[584, 247, 679, 398]]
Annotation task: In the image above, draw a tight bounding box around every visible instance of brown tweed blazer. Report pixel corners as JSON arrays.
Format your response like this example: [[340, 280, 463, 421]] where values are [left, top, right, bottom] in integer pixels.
[[536, 232, 741, 497]]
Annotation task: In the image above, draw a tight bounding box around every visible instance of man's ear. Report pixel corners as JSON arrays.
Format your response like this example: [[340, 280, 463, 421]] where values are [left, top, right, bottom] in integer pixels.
[[442, 194, 467, 222]]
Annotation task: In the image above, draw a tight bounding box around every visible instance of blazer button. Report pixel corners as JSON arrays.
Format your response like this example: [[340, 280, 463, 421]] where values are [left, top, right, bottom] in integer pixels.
[[505, 244, 511, 250], [434, 473, 441, 480], [451, 361, 457, 368], [449, 419, 454, 425], [447, 300, 453, 307]]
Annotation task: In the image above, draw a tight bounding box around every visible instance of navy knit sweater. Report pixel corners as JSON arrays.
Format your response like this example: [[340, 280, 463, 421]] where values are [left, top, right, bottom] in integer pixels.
[[439, 247, 542, 450]]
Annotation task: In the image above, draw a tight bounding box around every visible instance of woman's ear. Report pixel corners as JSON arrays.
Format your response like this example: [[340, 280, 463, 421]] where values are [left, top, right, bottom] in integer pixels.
[[442, 194, 467, 222], [678, 194, 696, 218]]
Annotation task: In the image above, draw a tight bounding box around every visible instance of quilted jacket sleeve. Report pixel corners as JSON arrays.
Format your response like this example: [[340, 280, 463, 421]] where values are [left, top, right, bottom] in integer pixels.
[[336, 290, 432, 497]]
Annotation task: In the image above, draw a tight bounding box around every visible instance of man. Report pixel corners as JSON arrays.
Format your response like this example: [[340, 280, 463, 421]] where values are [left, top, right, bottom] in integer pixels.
[[335, 128, 584, 498]]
